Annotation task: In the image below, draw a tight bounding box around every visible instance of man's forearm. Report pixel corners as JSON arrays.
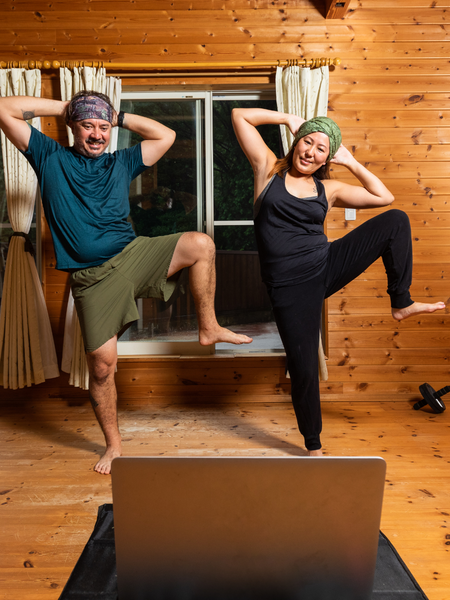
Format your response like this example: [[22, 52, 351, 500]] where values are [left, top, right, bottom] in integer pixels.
[[119, 111, 175, 142], [0, 96, 69, 151], [0, 96, 68, 122], [119, 112, 176, 166]]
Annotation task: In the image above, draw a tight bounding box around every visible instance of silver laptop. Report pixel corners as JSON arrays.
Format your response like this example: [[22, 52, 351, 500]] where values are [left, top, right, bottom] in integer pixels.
[[111, 456, 386, 600]]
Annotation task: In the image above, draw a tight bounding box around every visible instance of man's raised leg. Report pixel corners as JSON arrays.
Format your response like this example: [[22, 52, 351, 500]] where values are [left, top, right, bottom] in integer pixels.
[[167, 232, 253, 345], [86, 335, 122, 475]]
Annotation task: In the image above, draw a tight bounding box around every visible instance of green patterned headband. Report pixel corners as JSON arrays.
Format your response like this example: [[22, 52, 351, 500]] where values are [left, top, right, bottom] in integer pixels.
[[293, 116, 342, 161]]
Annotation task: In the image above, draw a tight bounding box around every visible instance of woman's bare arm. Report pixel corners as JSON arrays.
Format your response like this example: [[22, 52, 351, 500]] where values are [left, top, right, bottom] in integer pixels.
[[232, 108, 305, 200], [324, 145, 395, 209]]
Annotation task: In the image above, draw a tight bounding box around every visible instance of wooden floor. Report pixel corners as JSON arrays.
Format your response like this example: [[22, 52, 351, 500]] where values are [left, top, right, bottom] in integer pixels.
[[0, 396, 449, 600]]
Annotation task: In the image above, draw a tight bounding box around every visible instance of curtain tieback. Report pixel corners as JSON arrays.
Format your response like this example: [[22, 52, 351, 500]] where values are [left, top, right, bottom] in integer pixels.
[[9, 232, 35, 256]]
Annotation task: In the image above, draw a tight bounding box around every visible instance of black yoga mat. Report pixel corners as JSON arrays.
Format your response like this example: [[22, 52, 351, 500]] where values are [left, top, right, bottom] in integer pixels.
[[59, 504, 428, 600]]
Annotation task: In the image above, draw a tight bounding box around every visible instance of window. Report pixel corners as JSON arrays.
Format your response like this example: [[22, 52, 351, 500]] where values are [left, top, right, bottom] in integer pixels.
[[116, 90, 283, 356]]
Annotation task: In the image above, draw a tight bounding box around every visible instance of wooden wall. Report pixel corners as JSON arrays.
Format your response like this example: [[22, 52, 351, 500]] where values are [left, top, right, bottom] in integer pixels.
[[1, 0, 449, 403]]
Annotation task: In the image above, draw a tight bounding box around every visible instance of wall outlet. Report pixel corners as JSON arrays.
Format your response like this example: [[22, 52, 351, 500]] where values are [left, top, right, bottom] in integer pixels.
[[345, 208, 356, 220]]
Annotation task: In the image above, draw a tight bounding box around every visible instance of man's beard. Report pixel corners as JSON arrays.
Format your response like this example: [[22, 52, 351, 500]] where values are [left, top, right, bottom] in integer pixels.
[[73, 134, 106, 158]]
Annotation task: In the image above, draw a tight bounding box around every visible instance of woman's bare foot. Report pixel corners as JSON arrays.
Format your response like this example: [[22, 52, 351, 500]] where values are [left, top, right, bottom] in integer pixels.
[[392, 301, 446, 321], [199, 326, 253, 346], [307, 449, 323, 457], [94, 445, 122, 475]]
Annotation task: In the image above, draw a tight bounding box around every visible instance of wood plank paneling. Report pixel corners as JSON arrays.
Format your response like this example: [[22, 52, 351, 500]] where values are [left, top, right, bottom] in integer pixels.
[[4, 24, 447, 46], [333, 111, 450, 128], [327, 262, 450, 279], [328, 214, 450, 233], [328, 93, 450, 110], [326, 279, 450, 297], [2, 42, 450, 62], [44, 25, 450, 45], [1, 0, 449, 412], [327, 296, 445, 313], [327, 178, 450, 196], [327, 346, 450, 365], [330, 127, 450, 144], [329, 314, 450, 330], [1, 0, 318, 10]]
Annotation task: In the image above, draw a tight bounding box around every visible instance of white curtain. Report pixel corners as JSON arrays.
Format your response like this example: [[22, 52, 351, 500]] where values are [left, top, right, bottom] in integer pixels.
[[275, 65, 329, 382], [276, 65, 329, 155], [60, 67, 122, 390], [0, 68, 59, 389]]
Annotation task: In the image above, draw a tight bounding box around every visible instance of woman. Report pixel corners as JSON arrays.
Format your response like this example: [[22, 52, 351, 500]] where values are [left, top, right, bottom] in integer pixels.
[[232, 108, 445, 456]]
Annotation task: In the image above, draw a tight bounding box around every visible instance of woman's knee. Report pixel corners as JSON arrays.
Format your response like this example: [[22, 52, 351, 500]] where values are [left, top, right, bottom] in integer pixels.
[[286, 353, 319, 386], [386, 208, 411, 232]]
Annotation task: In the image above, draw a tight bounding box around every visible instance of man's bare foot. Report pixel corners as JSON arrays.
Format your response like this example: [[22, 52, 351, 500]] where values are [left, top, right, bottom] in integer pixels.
[[392, 301, 446, 321], [94, 446, 122, 475], [307, 449, 323, 457], [199, 326, 253, 346]]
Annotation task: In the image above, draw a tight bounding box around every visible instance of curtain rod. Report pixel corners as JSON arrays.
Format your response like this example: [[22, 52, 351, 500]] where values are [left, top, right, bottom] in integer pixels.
[[0, 58, 341, 71]]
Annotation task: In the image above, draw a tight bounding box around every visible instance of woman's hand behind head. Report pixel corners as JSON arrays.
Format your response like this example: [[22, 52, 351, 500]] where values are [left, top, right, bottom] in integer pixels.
[[287, 114, 307, 137], [329, 144, 355, 168]]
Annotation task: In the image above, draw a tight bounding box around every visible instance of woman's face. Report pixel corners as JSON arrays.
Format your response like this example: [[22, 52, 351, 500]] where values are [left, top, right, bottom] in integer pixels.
[[292, 132, 330, 175]]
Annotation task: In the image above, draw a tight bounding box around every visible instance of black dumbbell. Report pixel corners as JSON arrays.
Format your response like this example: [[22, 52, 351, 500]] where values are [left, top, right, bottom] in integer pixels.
[[413, 383, 448, 414]]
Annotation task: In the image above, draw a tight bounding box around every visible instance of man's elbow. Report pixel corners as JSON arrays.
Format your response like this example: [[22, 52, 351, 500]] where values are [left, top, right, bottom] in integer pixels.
[[160, 128, 176, 153], [164, 128, 176, 150], [160, 128, 176, 156]]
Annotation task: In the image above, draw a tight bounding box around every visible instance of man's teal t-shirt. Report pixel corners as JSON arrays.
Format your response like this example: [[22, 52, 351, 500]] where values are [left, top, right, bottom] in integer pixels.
[[22, 125, 148, 271]]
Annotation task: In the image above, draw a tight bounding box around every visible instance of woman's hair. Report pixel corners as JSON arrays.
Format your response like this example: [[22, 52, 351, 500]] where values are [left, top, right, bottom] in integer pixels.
[[268, 141, 331, 181], [65, 90, 116, 125]]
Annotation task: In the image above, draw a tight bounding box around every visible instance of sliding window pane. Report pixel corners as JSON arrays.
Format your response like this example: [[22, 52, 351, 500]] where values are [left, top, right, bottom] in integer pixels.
[[213, 99, 280, 222], [117, 99, 203, 343], [214, 225, 283, 352], [213, 98, 283, 352]]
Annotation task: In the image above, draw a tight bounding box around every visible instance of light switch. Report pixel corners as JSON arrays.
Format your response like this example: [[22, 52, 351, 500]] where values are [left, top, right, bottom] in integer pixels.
[[345, 208, 356, 220]]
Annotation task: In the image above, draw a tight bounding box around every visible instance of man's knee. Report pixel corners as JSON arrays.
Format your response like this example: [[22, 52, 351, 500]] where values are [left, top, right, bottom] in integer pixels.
[[183, 231, 215, 262], [86, 352, 116, 384], [193, 232, 215, 256]]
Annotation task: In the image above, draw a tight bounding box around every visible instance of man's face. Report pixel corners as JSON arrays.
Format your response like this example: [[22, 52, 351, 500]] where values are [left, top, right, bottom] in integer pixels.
[[70, 118, 112, 158]]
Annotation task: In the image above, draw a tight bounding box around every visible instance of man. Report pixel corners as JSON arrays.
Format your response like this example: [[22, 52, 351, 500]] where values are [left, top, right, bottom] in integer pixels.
[[0, 90, 252, 474]]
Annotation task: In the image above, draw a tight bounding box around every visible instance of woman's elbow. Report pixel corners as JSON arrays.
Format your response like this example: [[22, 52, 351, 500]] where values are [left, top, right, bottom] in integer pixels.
[[384, 191, 395, 206], [231, 107, 240, 123], [231, 107, 247, 124]]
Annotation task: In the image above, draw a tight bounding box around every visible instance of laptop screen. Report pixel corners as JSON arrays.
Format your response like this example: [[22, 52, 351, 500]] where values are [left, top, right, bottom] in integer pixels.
[[112, 456, 386, 600]]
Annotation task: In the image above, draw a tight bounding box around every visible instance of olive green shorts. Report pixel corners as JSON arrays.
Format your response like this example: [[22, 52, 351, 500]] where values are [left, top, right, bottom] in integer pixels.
[[69, 233, 185, 353]]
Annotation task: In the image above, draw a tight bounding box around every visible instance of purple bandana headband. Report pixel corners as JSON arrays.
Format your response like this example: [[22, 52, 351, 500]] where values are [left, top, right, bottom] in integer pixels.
[[70, 96, 113, 123]]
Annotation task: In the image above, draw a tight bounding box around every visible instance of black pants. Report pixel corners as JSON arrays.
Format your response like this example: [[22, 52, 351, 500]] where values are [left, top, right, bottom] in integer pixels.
[[266, 210, 413, 451]]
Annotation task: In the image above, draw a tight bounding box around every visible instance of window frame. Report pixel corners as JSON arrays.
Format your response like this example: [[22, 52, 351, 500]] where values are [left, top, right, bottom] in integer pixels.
[[107, 89, 280, 357]]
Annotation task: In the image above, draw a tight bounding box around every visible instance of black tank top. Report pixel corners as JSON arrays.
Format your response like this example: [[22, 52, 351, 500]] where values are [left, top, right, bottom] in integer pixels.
[[253, 172, 329, 286]]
